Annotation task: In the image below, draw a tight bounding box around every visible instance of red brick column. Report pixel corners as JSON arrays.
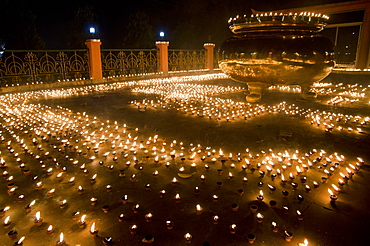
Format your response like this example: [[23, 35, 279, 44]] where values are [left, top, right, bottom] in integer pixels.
[[204, 43, 215, 71], [85, 39, 103, 80], [156, 41, 169, 75]]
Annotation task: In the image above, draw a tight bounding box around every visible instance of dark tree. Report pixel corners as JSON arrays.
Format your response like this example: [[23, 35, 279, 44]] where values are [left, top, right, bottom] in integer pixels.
[[67, 5, 98, 49], [122, 11, 155, 49], [0, 0, 45, 49]]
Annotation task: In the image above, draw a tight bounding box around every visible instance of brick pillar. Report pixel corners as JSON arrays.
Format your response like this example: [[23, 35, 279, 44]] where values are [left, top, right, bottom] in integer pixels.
[[204, 43, 215, 71], [155, 41, 169, 75], [85, 39, 103, 80]]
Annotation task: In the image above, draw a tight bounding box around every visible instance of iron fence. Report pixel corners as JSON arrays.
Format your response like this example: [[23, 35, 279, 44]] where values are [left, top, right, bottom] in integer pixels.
[[0, 50, 89, 86], [0, 48, 215, 87], [169, 50, 206, 71], [101, 49, 158, 77]]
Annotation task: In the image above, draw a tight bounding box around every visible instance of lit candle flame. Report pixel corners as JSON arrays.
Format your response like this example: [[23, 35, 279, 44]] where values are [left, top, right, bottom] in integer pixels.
[[281, 174, 286, 181], [331, 184, 340, 191], [59, 232, 64, 243], [90, 222, 96, 232], [296, 166, 302, 173], [35, 211, 41, 220], [219, 149, 223, 156], [4, 216, 10, 224], [81, 214, 86, 222], [18, 236, 25, 243], [328, 188, 334, 196], [131, 224, 137, 230], [185, 233, 192, 240]]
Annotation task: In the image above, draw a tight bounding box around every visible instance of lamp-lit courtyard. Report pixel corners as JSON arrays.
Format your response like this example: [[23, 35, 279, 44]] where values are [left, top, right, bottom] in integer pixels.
[[0, 72, 369, 245]]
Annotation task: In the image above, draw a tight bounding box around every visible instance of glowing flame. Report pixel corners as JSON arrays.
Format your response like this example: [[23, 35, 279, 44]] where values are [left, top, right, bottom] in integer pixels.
[[296, 166, 302, 173], [4, 216, 10, 224], [281, 174, 286, 181], [219, 149, 223, 156], [59, 232, 64, 243], [18, 237, 25, 244], [331, 184, 340, 191], [80, 214, 86, 222], [131, 224, 137, 230], [328, 188, 334, 196], [90, 222, 96, 232], [47, 225, 53, 231], [35, 211, 41, 220]]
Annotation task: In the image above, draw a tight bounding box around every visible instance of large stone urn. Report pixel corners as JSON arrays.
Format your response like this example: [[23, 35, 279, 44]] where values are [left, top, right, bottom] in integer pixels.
[[219, 12, 335, 102]]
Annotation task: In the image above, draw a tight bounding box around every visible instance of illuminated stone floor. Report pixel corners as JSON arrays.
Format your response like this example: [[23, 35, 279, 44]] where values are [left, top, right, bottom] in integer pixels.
[[0, 73, 370, 246]]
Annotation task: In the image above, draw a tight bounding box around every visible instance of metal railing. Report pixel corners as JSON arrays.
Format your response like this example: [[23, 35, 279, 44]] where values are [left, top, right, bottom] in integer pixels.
[[0, 48, 215, 87], [101, 49, 159, 77], [169, 50, 206, 71], [0, 50, 89, 87]]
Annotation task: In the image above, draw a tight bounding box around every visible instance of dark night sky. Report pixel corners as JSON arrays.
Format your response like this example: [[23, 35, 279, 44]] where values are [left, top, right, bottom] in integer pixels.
[[3, 0, 363, 49]]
